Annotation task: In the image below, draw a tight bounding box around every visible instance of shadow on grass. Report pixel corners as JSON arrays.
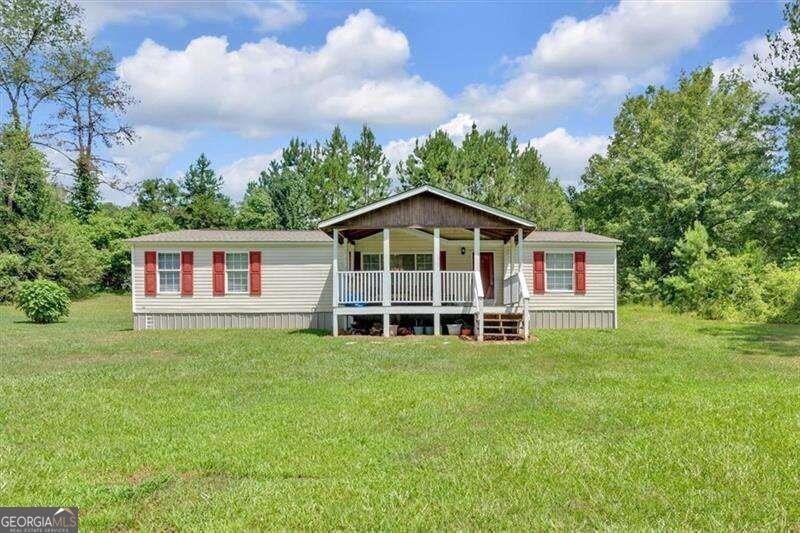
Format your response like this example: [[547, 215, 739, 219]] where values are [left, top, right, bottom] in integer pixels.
[[12, 319, 66, 325], [288, 328, 330, 337], [699, 322, 800, 358]]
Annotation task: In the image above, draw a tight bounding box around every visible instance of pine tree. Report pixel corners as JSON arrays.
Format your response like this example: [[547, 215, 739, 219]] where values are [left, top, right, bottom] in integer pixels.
[[256, 139, 315, 229], [136, 178, 180, 217], [177, 154, 234, 229], [350, 125, 390, 203], [70, 151, 100, 222], [181, 153, 224, 197], [235, 183, 279, 229], [397, 130, 458, 191], [313, 126, 351, 220]]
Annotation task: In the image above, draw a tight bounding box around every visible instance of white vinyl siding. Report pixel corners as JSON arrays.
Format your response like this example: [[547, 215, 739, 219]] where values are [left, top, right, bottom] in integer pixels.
[[225, 252, 249, 293], [132, 243, 339, 313], [545, 252, 573, 292], [132, 234, 618, 317], [157, 252, 180, 294], [524, 243, 617, 311]]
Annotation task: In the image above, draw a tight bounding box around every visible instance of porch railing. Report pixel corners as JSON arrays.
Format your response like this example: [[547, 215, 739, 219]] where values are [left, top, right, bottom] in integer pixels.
[[336, 270, 474, 305], [338, 271, 383, 304], [391, 271, 433, 303], [441, 271, 473, 303], [502, 270, 530, 339]]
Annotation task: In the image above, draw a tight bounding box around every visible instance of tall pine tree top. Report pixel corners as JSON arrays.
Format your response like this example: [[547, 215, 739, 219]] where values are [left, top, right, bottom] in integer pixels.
[[180, 153, 224, 198]]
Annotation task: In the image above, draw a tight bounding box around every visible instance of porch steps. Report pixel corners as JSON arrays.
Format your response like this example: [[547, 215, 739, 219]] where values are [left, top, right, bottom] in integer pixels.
[[482, 313, 525, 341]]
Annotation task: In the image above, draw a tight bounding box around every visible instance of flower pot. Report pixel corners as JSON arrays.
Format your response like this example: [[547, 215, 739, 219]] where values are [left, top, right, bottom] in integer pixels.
[[424, 326, 433, 335], [461, 327, 473, 337], [412, 326, 425, 335], [446, 324, 461, 335]]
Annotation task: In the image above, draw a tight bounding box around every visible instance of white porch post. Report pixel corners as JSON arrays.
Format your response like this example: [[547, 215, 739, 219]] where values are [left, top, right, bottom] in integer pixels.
[[332, 228, 339, 337], [433, 228, 441, 305], [433, 227, 441, 335], [518, 227, 530, 340], [382, 228, 390, 337], [473, 228, 480, 275], [474, 228, 483, 341]]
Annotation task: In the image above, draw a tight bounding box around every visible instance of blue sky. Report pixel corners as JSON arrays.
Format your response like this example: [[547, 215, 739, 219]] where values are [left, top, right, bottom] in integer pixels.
[[75, 1, 785, 203]]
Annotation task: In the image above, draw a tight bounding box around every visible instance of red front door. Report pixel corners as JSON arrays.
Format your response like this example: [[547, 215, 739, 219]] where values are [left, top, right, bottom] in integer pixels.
[[480, 252, 494, 299]]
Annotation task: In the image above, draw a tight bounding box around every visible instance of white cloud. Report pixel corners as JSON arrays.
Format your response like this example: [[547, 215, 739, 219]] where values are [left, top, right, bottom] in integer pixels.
[[219, 151, 282, 200], [712, 29, 785, 102], [80, 0, 306, 36], [117, 10, 451, 137], [461, 74, 587, 127], [528, 128, 608, 187], [527, 0, 730, 75], [109, 125, 198, 182], [460, 0, 729, 126]]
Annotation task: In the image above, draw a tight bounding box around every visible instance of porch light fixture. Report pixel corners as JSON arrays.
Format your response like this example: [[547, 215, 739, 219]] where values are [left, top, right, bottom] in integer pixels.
[[460, 247, 466, 255]]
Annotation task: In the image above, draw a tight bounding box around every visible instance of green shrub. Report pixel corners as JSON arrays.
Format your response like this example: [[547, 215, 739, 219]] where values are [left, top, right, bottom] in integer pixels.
[[623, 254, 662, 304], [16, 279, 71, 324], [761, 264, 800, 323], [14, 218, 102, 298], [0, 252, 27, 302], [84, 207, 177, 291], [666, 249, 770, 322]]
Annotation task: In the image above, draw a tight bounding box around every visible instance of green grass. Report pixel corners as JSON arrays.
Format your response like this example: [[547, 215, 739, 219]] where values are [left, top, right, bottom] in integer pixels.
[[2, 295, 800, 530]]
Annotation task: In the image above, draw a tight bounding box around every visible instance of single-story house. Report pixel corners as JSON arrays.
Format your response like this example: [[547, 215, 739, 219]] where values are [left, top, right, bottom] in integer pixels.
[[127, 185, 621, 340]]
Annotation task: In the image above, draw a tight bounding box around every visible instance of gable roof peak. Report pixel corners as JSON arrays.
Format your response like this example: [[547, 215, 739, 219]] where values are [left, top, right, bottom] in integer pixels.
[[318, 185, 535, 229]]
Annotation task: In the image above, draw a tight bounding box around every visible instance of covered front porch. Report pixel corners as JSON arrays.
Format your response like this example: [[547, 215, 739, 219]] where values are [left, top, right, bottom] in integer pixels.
[[319, 186, 536, 341]]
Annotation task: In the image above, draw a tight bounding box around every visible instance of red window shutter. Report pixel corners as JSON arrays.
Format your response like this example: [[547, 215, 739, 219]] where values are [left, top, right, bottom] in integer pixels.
[[249, 251, 261, 296], [181, 251, 194, 296], [575, 251, 586, 295], [212, 251, 225, 296], [533, 251, 545, 294], [353, 251, 361, 271], [439, 250, 447, 271], [144, 251, 157, 296]]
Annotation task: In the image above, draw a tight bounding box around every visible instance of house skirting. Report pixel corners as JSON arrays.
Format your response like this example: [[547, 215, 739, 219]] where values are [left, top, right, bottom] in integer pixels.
[[133, 312, 333, 331], [531, 309, 615, 329], [133, 309, 614, 331]]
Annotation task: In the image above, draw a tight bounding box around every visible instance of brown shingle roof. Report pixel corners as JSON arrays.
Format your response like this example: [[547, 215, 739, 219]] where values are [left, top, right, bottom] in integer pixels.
[[126, 229, 331, 243], [525, 231, 622, 244]]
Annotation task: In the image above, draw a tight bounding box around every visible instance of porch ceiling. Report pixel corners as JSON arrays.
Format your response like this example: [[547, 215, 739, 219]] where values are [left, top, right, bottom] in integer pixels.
[[339, 227, 525, 242]]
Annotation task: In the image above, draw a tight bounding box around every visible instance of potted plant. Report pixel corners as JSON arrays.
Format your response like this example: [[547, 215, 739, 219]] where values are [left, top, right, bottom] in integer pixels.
[[460, 319, 473, 337]]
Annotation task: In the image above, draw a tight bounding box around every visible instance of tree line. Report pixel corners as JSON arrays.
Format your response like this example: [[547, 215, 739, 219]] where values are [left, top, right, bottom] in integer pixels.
[[3, 0, 800, 323]]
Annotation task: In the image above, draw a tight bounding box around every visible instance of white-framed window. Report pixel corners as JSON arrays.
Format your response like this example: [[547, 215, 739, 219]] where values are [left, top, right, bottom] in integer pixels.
[[361, 253, 433, 271], [415, 253, 433, 271], [157, 251, 181, 294], [391, 254, 416, 271], [545, 252, 574, 292], [363, 253, 381, 271], [225, 252, 249, 293]]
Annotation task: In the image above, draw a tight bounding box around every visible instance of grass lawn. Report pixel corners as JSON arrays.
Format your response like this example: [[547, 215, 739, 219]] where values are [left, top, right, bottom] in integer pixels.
[[1, 295, 800, 529]]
